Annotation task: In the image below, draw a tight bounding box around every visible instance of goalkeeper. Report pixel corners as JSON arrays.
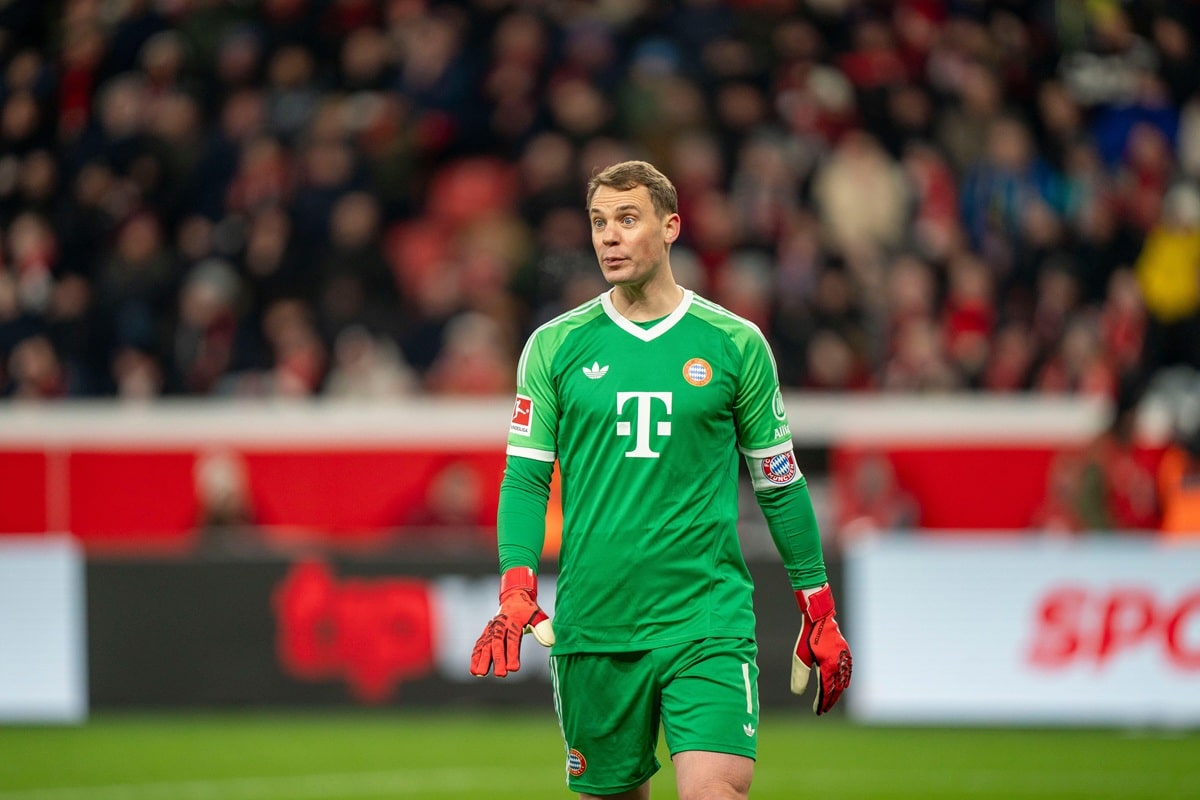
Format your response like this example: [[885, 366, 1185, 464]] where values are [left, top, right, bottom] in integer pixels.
[[470, 160, 851, 800]]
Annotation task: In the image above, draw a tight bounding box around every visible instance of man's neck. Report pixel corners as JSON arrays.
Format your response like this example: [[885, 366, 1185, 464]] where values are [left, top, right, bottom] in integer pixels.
[[610, 276, 684, 322]]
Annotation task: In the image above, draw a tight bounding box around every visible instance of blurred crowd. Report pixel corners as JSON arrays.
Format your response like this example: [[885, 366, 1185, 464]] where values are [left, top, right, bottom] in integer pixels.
[[1, 0, 1199, 402]]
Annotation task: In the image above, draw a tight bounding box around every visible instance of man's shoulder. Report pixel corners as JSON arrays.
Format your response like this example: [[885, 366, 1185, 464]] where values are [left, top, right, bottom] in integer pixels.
[[685, 292, 768, 344], [534, 295, 606, 336], [520, 295, 607, 362]]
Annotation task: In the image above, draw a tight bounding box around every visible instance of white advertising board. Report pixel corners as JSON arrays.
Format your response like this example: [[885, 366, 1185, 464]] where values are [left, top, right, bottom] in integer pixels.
[[0, 536, 88, 723], [845, 536, 1200, 726]]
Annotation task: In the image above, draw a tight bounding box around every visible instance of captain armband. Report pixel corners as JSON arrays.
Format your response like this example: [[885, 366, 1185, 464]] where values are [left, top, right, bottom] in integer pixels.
[[746, 448, 803, 492]]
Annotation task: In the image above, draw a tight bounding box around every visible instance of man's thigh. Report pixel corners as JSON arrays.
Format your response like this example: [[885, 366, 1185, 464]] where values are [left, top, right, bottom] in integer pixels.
[[551, 651, 662, 796]]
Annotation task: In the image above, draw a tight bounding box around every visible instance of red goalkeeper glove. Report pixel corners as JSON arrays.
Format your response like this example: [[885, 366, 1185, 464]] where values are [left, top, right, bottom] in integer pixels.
[[469, 566, 554, 678], [791, 583, 852, 715]]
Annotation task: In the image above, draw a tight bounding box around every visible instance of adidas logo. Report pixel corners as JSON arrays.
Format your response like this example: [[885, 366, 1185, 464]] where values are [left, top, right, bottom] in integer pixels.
[[582, 362, 609, 380]]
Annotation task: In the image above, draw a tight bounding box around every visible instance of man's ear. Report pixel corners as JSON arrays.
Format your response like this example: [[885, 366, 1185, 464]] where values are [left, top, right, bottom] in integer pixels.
[[663, 212, 681, 244]]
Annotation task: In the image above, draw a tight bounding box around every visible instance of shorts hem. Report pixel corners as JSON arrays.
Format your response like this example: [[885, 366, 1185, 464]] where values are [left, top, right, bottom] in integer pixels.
[[667, 742, 757, 761], [568, 762, 660, 796]]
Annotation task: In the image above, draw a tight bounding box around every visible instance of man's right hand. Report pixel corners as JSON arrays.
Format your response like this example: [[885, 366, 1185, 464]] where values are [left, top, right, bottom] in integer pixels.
[[470, 566, 555, 678]]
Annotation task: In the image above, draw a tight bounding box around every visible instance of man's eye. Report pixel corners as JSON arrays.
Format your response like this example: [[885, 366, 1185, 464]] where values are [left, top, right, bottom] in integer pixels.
[[622, 216, 635, 225], [592, 219, 605, 229]]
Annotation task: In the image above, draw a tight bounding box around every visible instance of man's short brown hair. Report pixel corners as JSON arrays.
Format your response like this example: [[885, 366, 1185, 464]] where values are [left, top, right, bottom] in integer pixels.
[[586, 160, 679, 219]]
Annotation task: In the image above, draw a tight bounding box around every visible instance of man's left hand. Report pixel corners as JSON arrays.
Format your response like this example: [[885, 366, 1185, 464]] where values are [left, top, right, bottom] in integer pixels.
[[791, 583, 852, 715]]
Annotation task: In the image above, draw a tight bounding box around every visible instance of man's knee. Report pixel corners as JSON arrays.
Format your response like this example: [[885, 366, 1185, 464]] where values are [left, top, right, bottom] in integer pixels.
[[673, 751, 753, 800], [580, 783, 650, 800], [677, 779, 750, 800]]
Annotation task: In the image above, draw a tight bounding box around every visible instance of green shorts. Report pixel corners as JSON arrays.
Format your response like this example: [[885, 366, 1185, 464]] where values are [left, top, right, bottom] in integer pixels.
[[549, 637, 760, 795]]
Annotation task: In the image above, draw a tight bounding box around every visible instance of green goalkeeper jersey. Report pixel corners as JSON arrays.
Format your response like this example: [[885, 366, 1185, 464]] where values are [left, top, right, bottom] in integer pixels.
[[504, 289, 808, 653]]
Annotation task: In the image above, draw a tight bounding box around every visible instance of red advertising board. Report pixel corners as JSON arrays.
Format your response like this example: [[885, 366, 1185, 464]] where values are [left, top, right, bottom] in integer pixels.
[[2, 395, 1161, 549], [0, 402, 512, 552]]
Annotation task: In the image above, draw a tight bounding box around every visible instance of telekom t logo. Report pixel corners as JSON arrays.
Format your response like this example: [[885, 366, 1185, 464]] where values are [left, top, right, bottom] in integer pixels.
[[616, 392, 672, 458]]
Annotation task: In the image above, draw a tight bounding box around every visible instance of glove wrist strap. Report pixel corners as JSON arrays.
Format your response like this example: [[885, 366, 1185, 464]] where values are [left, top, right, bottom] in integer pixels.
[[796, 584, 835, 619], [500, 566, 538, 600]]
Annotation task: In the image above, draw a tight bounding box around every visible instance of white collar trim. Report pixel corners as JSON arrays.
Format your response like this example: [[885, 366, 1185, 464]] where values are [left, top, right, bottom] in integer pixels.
[[601, 288, 693, 342]]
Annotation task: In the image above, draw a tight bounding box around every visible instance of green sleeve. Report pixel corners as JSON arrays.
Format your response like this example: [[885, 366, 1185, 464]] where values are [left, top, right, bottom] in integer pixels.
[[496, 454, 554, 573], [756, 475, 828, 590]]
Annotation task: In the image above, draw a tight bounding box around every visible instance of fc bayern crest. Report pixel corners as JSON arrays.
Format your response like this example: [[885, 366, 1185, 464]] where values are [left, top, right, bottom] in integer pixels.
[[567, 748, 587, 776], [762, 451, 798, 484], [683, 357, 712, 386]]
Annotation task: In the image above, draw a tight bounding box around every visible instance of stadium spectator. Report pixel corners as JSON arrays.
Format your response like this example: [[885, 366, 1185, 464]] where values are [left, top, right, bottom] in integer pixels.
[[402, 458, 490, 536], [111, 342, 164, 400], [727, 131, 800, 250], [222, 296, 326, 398], [312, 190, 400, 342], [6, 333, 66, 400], [900, 141, 960, 262], [1069, 172, 1143, 307], [941, 251, 996, 388], [1074, 389, 1160, 532], [811, 130, 911, 259], [193, 449, 258, 553], [833, 450, 919, 547], [1029, 257, 1082, 365], [323, 324, 417, 400], [1113, 118, 1176, 236], [1033, 310, 1118, 399], [959, 113, 1059, 304], [4, 211, 56, 320], [1098, 267, 1147, 384], [1134, 181, 1200, 378], [934, 58, 1005, 175], [1179, 88, 1200, 179], [982, 319, 1038, 392], [880, 314, 961, 392], [422, 311, 514, 396], [96, 210, 178, 363], [1030, 447, 1089, 534], [803, 327, 874, 392], [1157, 424, 1200, 537], [171, 258, 241, 395], [808, 260, 873, 374]]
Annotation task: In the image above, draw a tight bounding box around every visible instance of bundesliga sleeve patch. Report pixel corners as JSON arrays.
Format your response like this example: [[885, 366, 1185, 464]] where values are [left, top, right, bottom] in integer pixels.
[[510, 394, 533, 436], [760, 451, 799, 485]]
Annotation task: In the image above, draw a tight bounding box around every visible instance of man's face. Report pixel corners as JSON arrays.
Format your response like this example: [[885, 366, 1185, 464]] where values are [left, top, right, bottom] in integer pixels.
[[588, 184, 680, 288]]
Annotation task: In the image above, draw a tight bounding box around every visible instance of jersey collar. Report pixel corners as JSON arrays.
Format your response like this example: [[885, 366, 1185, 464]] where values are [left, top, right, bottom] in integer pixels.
[[601, 287, 693, 341]]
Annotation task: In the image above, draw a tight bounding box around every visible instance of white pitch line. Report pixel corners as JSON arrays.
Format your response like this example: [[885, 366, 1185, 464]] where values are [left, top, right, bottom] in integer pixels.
[[0, 768, 564, 800]]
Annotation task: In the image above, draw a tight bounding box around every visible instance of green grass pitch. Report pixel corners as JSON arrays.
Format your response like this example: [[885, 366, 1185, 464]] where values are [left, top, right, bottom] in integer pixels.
[[0, 711, 1196, 799]]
